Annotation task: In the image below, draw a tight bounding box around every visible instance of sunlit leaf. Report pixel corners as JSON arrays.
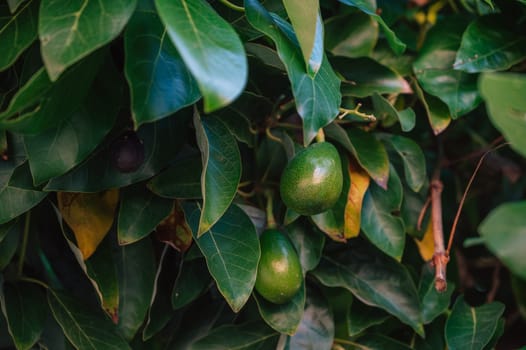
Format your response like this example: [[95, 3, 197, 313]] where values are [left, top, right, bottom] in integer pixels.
[[39, 0, 136, 80], [155, 0, 247, 112], [415, 220, 434, 262], [57, 189, 119, 260], [344, 157, 370, 238]]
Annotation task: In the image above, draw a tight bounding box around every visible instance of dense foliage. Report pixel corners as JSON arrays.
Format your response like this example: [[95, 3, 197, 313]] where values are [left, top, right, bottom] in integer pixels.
[[1, 0, 526, 349]]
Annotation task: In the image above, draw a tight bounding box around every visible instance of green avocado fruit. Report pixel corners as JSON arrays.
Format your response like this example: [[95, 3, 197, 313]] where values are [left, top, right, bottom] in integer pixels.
[[255, 229, 303, 304], [280, 142, 343, 216]]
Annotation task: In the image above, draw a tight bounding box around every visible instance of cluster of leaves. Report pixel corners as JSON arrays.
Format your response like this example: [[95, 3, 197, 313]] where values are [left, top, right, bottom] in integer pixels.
[[1, 0, 526, 349]]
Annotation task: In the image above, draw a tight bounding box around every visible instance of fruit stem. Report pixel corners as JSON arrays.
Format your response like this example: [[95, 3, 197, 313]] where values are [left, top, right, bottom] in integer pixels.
[[338, 104, 376, 122], [315, 129, 325, 143], [218, 0, 244, 12], [16, 210, 31, 278], [264, 189, 277, 229]]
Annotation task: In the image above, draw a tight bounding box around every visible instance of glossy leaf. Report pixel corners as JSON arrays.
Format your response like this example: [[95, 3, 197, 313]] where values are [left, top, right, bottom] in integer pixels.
[[286, 219, 325, 274], [479, 201, 526, 280], [312, 241, 423, 335], [118, 184, 173, 245], [479, 73, 526, 158], [155, 200, 193, 253], [124, 0, 200, 126], [361, 166, 405, 260], [47, 290, 131, 350], [283, 0, 323, 75], [334, 56, 412, 98], [454, 15, 526, 73], [445, 296, 504, 350], [325, 12, 378, 58], [382, 134, 426, 192], [419, 265, 454, 324], [348, 299, 390, 337], [413, 19, 481, 118], [155, 0, 247, 112], [347, 127, 389, 190], [0, 282, 46, 350], [147, 155, 202, 199], [189, 321, 279, 350], [116, 238, 156, 341], [24, 61, 122, 185], [45, 111, 189, 192], [344, 158, 370, 238], [0, 162, 47, 225], [172, 258, 210, 310], [281, 288, 334, 349], [353, 334, 413, 350], [39, 0, 136, 80], [186, 203, 260, 312], [414, 81, 451, 135], [245, 0, 341, 146], [255, 281, 305, 335], [337, 0, 406, 55], [0, 0, 38, 71], [194, 113, 241, 235], [57, 190, 119, 260]]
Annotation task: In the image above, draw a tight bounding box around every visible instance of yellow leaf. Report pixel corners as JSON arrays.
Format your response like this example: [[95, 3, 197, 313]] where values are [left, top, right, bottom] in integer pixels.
[[58, 189, 119, 260], [415, 219, 435, 261], [344, 158, 370, 238]]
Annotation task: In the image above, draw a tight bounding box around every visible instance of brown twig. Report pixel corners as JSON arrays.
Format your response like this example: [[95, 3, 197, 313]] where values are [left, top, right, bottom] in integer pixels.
[[430, 174, 448, 292], [486, 262, 501, 303]]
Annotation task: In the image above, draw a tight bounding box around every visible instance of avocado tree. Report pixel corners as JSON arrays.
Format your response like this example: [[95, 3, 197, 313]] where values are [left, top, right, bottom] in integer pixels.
[[1, 0, 526, 348]]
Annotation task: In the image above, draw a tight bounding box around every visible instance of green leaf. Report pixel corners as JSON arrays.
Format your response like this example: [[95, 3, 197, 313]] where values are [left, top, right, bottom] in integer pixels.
[[45, 111, 189, 192], [325, 12, 378, 58], [116, 238, 156, 341], [0, 162, 47, 225], [414, 81, 451, 135], [0, 219, 20, 269], [281, 288, 334, 349], [185, 203, 260, 312], [418, 265, 454, 324], [397, 108, 416, 132], [0, 50, 105, 134], [245, 0, 341, 146], [118, 184, 174, 245], [24, 60, 122, 185], [361, 165, 405, 260], [155, 0, 247, 112], [479, 73, 526, 158], [7, 0, 27, 13], [47, 290, 131, 350], [337, 0, 406, 55], [124, 0, 200, 126], [194, 113, 241, 236], [334, 57, 412, 98], [312, 241, 423, 335], [189, 321, 279, 350], [381, 134, 426, 192], [147, 155, 202, 199], [348, 299, 390, 337], [479, 201, 526, 280], [0, 282, 47, 350], [255, 281, 305, 335], [445, 296, 504, 350], [371, 93, 415, 131], [283, 0, 323, 76], [413, 19, 481, 118], [286, 219, 325, 274], [39, 0, 136, 80], [347, 127, 390, 189], [0, 0, 38, 71], [353, 334, 413, 350], [172, 258, 211, 310], [454, 15, 526, 73]]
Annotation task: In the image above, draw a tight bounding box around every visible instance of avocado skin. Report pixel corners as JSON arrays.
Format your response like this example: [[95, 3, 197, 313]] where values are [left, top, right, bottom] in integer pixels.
[[280, 142, 343, 216], [255, 229, 302, 304]]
